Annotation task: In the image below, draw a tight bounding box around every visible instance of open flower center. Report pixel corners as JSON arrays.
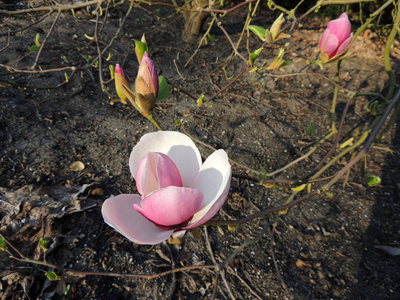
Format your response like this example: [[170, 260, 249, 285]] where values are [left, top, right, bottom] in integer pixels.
[[133, 152, 204, 227]]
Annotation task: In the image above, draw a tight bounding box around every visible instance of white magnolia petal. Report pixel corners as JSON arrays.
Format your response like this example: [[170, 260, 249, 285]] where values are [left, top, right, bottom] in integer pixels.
[[101, 194, 174, 245], [186, 149, 231, 227], [130, 131, 202, 186], [172, 229, 187, 239]]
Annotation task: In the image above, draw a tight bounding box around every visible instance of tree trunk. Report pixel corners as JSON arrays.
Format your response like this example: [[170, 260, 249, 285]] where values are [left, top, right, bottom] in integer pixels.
[[182, 0, 227, 42]]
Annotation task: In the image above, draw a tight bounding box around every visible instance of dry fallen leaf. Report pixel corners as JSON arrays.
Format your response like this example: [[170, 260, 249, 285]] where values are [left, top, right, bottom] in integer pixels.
[[296, 259, 312, 270], [69, 161, 85, 172], [91, 188, 104, 196]]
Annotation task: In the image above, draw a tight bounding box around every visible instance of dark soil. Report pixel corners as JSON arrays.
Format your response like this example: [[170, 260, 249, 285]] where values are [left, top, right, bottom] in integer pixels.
[[1, 1, 400, 299]]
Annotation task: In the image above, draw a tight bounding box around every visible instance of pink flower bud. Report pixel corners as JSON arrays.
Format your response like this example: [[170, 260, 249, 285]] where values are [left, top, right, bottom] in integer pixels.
[[114, 64, 130, 102], [319, 13, 352, 61], [135, 52, 159, 116], [138, 53, 159, 96]]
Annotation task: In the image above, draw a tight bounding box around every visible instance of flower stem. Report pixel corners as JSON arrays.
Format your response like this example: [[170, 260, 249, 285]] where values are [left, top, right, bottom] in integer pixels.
[[330, 59, 342, 131]]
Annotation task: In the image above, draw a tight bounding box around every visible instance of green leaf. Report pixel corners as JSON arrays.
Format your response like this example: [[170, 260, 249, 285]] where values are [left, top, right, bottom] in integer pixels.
[[366, 175, 381, 186], [156, 76, 170, 102], [306, 123, 315, 136], [34, 33, 41, 47], [369, 100, 378, 116], [197, 94, 205, 107], [249, 47, 263, 66], [206, 34, 217, 42], [259, 164, 269, 180], [45, 271, 61, 281], [39, 238, 47, 252], [0, 237, 7, 251], [28, 45, 40, 52], [64, 284, 71, 295], [281, 61, 292, 67], [134, 39, 149, 64], [248, 25, 266, 41]]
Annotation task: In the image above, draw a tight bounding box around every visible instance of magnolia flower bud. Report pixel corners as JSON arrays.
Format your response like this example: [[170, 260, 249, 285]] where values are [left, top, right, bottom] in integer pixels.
[[135, 52, 159, 117], [114, 64, 130, 103], [266, 13, 290, 43], [319, 13, 352, 62]]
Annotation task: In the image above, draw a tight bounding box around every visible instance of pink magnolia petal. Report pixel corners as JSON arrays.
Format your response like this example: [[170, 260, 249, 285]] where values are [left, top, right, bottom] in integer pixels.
[[185, 149, 231, 228], [335, 33, 352, 57], [321, 34, 339, 57], [136, 152, 183, 197], [142, 53, 159, 96], [319, 29, 330, 50], [327, 13, 351, 45], [101, 194, 174, 245], [130, 131, 202, 187], [134, 186, 204, 226]]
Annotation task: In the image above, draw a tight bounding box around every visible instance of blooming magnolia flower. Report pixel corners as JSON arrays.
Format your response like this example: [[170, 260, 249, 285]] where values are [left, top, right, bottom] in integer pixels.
[[102, 131, 232, 245], [319, 13, 352, 62]]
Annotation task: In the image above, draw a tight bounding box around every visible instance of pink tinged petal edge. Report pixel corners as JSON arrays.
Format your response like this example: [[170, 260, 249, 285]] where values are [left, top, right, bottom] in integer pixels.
[[130, 131, 202, 187], [101, 194, 174, 245], [334, 33, 352, 57], [136, 152, 183, 197], [185, 149, 232, 228], [134, 186, 204, 226], [115, 64, 129, 82], [322, 34, 339, 57], [326, 13, 351, 45]]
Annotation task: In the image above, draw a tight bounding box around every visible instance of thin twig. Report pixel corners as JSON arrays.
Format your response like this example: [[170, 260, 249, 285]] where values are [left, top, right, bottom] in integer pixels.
[[31, 11, 61, 69], [184, 16, 216, 67], [135, 0, 256, 14], [207, 89, 400, 227], [207, 66, 250, 103], [0, 233, 217, 280], [0, 0, 106, 15], [94, 10, 111, 98], [0, 30, 11, 53], [270, 227, 292, 298], [211, 12, 248, 64], [204, 227, 235, 300], [226, 266, 263, 300], [0, 64, 76, 74], [1, 12, 51, 37], [181, 127, 260, 175]]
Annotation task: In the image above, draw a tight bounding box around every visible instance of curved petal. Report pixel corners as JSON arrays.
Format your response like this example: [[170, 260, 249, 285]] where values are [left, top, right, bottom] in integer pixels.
[[130, 131, 202, 187], [102, 194, 174, 245], [134, 186, 204, 226], [327, 13, 351, 45], [335, 33, 352, 57], [321, 34, 339, 57], [318, 29, 330, 50], [136, 152, 183, 197], [172, 229, 187, 239], [185, 149, 231, 228]]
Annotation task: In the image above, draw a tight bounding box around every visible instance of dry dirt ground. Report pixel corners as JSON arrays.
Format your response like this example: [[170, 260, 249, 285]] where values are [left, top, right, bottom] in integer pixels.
[[1, 1, 400, 299]]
